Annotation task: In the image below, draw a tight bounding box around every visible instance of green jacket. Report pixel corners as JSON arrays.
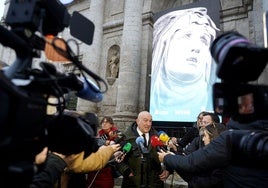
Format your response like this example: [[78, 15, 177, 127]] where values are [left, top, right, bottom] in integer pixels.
[[117, 122, 164, 188]]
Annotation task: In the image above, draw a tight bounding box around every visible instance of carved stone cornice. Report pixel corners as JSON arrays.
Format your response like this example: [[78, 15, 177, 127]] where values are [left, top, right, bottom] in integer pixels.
[[220, 0, 253, 22]]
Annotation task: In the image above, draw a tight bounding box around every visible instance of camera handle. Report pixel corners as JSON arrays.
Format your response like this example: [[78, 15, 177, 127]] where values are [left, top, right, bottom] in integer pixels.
[[0, 25, 34, 79]]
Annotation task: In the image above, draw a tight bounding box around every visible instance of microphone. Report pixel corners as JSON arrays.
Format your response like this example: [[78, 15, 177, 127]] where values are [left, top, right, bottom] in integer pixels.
[[27, 62, 104, 103], [109, 142, 132, 163], [150, 135, 167, 152], [76, 76, 103, 102], [158, 131, 170, 144], [150, 135, 167, 171], [122, 142, 132, 153], [117, 142, 132, 160], [158, 131, 178, 146], [135, 136, 149, 154]]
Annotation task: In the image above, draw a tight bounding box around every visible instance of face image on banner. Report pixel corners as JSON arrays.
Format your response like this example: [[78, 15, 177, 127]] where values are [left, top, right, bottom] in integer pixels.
[[150, 7, 219, 122]]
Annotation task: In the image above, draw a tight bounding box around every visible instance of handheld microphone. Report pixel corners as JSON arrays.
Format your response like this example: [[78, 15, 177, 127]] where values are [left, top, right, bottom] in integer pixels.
[[158, 130, 178, 146], [76, 77, 103, 102], [150, 135, 167, 171], [122, 142, 132, 153], [158, 131, 170, 144], [135, 136, 149, 154], [117, 142, 132, 160], [109, 142, 132, 162], [150, 135, 167, 152]]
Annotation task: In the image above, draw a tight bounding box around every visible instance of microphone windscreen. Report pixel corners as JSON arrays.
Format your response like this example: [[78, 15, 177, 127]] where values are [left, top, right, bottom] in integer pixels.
[[150, 135, 164, 147], [76, 77, 103, 102], [135, 136, 144, 145], [159, 133, 170, 143], [122, 142, 132, 153], [157, 130, 165, 137]]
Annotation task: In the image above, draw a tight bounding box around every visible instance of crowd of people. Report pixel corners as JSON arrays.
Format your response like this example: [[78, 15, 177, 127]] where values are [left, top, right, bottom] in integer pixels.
[[1, 98, 266, 188], [19, 107, 267, 188]]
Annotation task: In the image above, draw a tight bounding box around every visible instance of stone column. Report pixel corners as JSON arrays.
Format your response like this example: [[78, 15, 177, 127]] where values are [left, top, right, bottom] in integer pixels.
[[114, 0, 143, 119], [76, 0, 104, 112]]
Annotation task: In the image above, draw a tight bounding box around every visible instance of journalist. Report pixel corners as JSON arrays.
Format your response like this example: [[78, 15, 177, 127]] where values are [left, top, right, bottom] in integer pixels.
[[158, 118, 268, 187]]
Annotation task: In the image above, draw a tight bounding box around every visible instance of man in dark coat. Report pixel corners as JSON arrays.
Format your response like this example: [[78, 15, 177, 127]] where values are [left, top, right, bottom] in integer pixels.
[[117, 111, 168, 188], [158, 118, 268, 187]]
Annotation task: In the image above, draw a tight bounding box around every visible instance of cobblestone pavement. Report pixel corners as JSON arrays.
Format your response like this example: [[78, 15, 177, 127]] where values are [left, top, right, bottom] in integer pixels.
[[114, 172, 188, 188]]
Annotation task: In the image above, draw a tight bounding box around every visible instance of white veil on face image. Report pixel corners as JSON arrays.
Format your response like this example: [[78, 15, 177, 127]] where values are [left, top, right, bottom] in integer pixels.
[[150, 7, 219, 122]]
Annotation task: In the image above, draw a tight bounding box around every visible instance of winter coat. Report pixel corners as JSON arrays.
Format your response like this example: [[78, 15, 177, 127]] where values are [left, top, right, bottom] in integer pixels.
[[173, 125, 199, 155], [184, 135, 204, 155], [163, 119, 268, 188], [30, 153, 67, 188], [86, 127, 119, 188], [86, 165, 114, 188], [59, 145, 115, 188], [116, 122, 164, 188]]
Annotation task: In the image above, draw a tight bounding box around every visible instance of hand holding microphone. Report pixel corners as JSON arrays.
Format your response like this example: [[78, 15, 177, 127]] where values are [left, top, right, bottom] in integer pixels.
[[109, 142, 132, 163], [115, 142, 132, 162], [158, 131, 170, 144], [158, 131, 178, 147], [150, 135, 167, 152]]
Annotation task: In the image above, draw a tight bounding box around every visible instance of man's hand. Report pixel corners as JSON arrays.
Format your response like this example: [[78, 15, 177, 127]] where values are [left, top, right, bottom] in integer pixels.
[[113, 151, 125, 163], [159, 170, 170, 181], [35, 147, 48, 165], [157, 149, 174, 162], [111, 143, 121, 152]]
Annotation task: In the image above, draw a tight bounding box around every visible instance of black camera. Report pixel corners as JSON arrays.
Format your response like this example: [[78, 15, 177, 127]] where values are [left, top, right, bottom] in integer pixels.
[[210, 31, 268, 166], [210, 31, 268, 122], [0, 0, 104, 184]]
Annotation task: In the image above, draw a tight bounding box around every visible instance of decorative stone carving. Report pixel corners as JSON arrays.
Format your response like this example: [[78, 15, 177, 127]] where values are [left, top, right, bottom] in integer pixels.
[[107, 45, 120, 85]]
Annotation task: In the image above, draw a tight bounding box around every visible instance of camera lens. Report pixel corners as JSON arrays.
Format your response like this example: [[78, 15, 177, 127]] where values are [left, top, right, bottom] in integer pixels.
[[210, 32, 250, 64]]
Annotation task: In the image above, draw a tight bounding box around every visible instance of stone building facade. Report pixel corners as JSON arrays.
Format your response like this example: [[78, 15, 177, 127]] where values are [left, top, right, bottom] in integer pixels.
[[1, 0, 268, 131]]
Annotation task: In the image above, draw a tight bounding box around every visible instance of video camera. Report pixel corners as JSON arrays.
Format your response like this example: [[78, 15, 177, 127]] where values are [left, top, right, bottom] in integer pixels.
[[210, 31, 268, 123], [210, 31, 268, 166], [0, 0, 107, 183]]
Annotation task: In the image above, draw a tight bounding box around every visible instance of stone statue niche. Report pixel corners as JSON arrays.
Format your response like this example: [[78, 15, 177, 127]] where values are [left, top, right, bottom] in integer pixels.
[[107, 45, 120, 83]]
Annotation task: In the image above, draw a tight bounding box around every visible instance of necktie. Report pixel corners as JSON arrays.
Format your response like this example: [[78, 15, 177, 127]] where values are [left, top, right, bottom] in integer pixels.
[[142, 134, 147, 147]]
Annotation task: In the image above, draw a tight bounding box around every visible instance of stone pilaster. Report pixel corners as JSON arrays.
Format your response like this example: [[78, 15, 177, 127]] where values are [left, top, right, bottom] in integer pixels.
[[114, 0, 143, 119], [76, 0, 105, 113]]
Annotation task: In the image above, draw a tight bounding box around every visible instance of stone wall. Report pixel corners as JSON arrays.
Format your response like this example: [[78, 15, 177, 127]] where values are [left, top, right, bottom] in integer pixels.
[[0, 0, 268, 130]]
